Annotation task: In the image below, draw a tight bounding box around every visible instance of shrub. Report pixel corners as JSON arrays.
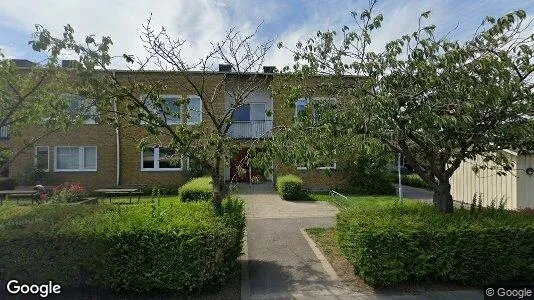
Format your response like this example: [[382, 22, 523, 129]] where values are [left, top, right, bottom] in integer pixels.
[[337, 203, 534, 286], [276, 174, 304, 200], [342, 142, 396, 195], [50, 182, 87, 203], [0, 177, 17, 190], [0, 198, 246, 294], [179, 176, 213, 202], [17, 163, 47, 185], [402, 174, 429, 189]]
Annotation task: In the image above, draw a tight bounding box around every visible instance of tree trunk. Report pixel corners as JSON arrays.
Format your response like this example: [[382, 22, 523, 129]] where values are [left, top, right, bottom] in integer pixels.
[[211, 154, 227, 215], [432, 181, 454, 213]]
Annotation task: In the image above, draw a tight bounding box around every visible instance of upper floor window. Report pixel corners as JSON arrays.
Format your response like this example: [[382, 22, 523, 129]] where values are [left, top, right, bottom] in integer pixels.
[[187, 96, 202, 125], [65, 94, 99, 124], [233, 103, 267, 122], [55, 146, 97, 172], [140, 94, 202, 125], [295, 98, 309, 119], [294, 97, 337, 124], [141, 147, 184, 171]]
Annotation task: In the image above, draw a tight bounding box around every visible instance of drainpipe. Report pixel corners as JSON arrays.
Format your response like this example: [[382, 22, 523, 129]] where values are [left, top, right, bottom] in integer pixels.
[[112, 71, 120, 186]]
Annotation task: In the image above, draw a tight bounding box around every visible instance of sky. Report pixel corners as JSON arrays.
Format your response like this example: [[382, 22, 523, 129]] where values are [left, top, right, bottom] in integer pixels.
[[0, 0, 533, 69]]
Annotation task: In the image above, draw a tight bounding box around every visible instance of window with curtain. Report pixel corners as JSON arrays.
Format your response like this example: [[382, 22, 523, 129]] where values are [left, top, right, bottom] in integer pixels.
[[55, 146, 97, 171]]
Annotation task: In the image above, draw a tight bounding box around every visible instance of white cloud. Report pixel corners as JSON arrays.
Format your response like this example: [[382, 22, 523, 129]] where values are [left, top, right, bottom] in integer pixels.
[[0, 0, 532, 69]]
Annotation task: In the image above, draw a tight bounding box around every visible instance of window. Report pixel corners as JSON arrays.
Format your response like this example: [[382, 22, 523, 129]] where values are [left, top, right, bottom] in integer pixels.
[[55, 146, 97, 172], [233, 103, 266, 122], [140, 94, 203, 125], [141, 147, 183, 171], [187, 96, 202, 124], [35, 146, 49, 172], [295, 98, 309, 119], [65, 94, 99, 124]]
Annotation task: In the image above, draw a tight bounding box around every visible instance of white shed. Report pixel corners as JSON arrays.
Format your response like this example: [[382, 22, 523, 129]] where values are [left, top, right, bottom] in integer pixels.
[[451, 150, 534, 210]]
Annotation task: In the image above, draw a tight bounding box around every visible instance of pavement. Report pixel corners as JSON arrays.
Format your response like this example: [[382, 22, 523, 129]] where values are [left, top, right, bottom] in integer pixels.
[[238, 183, 483, 300]]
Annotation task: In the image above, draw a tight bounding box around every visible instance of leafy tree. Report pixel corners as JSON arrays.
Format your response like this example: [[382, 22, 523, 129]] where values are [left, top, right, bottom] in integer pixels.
[[29, 21, 273, 213], [276, 1, 534, 212], [0, 46, 82, 175]]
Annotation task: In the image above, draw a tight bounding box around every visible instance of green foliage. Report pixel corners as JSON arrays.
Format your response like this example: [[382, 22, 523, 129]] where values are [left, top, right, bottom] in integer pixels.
[[17, 163, 47, 185], [0, 198, 245, 294], [179, 176, 213, 202], [276, 174, 304, 200], [342, 142, 395, 195], [50, 182, 87, 203], [278, 3, 534, 212], [400, 174, 429, 189], [337, 203, 534, 286], [0, 177, 17, 190]]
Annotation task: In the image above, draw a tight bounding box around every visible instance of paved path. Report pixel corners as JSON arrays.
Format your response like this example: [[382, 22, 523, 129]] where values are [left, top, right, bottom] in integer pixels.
[[239, 183, 483, 300]]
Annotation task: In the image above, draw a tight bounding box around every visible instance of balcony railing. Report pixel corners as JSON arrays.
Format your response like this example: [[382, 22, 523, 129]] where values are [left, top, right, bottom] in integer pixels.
[[228, 120, 273, 139], [0, 126, 9, 139]]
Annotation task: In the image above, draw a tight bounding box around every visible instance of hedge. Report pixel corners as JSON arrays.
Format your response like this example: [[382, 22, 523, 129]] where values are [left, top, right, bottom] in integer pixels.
[[0, 198, 245, 294], [276, 174, 303, 200], [179, 176, 213, 202], [337, 203, 534, 286]]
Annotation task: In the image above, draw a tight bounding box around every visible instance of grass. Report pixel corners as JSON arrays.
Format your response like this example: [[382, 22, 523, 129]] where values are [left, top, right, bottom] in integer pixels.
[[309, 192, 409, 209]]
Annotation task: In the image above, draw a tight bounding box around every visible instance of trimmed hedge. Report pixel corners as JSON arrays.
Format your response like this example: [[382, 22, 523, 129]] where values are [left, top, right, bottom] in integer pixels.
[[179, 176, 213, 202], [337, 203, 534, 286], [0, 198, 245, 294], [276, 174, 303, 200]]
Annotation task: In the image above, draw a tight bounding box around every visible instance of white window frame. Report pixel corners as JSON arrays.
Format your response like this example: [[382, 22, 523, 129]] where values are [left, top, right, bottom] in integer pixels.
[[54, 146, 98, 172], [63, 93, 99, 124], [140, 94, 183, 125], [186, 95, 203, 125], [140, 147, 185, 172], [34, 146, 50, 172]]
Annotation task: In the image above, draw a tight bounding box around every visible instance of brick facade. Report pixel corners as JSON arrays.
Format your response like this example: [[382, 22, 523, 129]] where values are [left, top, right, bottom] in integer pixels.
[[7, 71, 351, 191]]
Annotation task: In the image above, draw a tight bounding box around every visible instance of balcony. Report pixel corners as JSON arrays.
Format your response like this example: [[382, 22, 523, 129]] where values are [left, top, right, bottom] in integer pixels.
[[228, 120, 273, 139], [0, 126, 9, 139]]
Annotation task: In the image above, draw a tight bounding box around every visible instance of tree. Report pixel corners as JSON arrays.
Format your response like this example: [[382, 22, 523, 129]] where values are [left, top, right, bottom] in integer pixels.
[[276, 1, 534, 213], [30, 20, 273, 213], [0, 45, 83, 175]]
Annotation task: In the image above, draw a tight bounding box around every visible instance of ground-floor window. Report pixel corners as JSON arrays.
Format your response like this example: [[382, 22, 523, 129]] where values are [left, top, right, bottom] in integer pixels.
[[35, 146, 49, 172], [141, 147, 184, 171], [55, 146, 97, 172]]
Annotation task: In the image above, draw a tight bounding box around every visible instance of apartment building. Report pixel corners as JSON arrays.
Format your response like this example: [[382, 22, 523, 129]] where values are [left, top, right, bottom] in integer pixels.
[[5, 62, 348, 191]]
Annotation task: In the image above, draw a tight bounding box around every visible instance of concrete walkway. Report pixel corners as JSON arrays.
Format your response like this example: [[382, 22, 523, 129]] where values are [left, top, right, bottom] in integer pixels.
[[238, 183, 483, 300]]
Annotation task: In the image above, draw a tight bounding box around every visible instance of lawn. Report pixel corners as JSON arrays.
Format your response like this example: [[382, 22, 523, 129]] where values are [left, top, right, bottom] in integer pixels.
[[309, 192, 410, 209]]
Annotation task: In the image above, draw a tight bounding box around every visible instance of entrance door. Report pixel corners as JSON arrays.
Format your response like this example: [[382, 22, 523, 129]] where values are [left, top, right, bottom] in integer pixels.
[[230, 148, 264, 183]]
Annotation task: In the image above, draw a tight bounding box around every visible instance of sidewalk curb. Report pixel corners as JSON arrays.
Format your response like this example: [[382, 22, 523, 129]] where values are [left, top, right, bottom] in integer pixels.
[[240, 228, 250, 300], [300, 228, 339, 281]]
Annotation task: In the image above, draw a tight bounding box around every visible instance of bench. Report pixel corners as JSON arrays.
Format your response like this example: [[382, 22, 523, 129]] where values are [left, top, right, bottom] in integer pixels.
[[93, 185, 146, 204], [0, 186, 53, 205]]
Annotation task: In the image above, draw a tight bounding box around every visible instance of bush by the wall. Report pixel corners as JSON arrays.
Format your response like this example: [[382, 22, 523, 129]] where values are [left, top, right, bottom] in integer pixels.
[[337, 203, 534, 286], [0, 198, 246, 294], [0, 177, 17, 190], [179, 176, 213, 202], [276, 174, 304, 200]]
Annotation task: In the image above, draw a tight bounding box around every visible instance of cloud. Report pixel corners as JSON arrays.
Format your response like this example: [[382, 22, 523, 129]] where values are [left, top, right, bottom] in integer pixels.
[[0, 0, 532, 69]]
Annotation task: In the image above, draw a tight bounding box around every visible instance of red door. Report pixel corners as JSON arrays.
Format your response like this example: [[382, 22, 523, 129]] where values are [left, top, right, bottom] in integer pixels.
[[230, 148, 263, 183], [230, 148, 249, 182]]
